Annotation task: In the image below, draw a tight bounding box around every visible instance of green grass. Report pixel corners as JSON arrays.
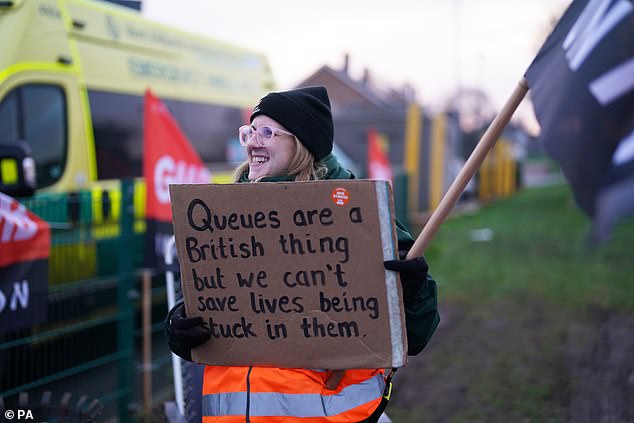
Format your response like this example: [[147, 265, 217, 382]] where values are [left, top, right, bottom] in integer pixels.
[[425, 184, 634, 311], [387, 184, 633, 423]]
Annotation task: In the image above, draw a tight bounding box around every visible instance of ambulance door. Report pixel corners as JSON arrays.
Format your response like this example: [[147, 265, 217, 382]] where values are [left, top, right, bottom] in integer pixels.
[[0, 70, 94, 193]]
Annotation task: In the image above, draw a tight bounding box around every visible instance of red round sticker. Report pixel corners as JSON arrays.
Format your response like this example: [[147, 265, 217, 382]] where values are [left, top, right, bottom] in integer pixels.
[[331, 187, 350, 206]]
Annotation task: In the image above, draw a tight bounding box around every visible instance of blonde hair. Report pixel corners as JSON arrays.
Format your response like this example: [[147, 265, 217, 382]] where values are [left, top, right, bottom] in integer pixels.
[[233, 137, 327, 182]]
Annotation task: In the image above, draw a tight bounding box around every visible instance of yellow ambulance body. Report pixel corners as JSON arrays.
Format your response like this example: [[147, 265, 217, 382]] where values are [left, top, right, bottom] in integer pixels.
[[0, 0, 274, 192]]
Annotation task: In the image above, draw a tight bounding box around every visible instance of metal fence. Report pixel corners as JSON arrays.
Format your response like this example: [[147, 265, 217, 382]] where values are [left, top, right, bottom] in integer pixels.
[[0, 161, 520, 421], [0, 180, 174, 422]]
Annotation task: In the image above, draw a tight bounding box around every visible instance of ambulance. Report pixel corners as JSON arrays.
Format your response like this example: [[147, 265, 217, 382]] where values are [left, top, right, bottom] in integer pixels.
[[0, 0, 275, 280]]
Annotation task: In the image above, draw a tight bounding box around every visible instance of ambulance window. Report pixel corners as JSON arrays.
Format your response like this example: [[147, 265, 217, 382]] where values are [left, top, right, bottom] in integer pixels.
[[170, 100, 243, 164], [22, 85, 67, 187], [0, 85, 67, 187], [90, 90, 244, 180], [0, 90, 19, 140], [89, 90, 143, 179]]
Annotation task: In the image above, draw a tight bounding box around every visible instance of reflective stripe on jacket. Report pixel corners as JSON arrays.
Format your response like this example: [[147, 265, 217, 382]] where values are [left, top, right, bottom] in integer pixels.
[[201, 366, 385, 422]]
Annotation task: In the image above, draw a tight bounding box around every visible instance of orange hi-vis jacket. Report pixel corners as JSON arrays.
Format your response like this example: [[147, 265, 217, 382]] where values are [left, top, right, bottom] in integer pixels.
[[201, 366, 386, 422]]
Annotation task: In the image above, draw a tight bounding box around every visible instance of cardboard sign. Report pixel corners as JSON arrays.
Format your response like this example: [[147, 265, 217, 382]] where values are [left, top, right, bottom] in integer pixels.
[[170, 180, 407, 369]]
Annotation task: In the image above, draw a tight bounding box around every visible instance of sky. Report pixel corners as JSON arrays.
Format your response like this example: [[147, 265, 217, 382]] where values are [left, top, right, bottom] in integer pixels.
[[142, 0, 572, 129]]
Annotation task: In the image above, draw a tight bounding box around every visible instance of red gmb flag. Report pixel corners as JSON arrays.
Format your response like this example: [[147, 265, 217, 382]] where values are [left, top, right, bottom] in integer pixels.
[[367, 128, 393, 182], [0, 192, 49, 333], [143, 89, 211, 223], [143, 89, 210, 268], [0, 192, 50, 268]]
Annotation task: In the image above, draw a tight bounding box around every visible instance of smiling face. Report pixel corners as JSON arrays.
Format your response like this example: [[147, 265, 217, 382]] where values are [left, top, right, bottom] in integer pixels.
[[246, 115, 296, 180]]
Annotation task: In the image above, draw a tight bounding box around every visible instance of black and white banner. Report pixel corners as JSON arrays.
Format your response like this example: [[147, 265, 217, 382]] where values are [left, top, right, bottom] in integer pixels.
[[525, 0, 634, 241]]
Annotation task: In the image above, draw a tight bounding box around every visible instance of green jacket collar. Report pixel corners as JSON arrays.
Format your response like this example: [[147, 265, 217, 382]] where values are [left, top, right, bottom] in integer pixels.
[[237, 154, 413, 245]]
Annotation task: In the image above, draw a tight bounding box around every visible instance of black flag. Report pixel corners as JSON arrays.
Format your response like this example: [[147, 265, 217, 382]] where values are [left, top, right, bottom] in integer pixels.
[[525, 0, 634, 242]]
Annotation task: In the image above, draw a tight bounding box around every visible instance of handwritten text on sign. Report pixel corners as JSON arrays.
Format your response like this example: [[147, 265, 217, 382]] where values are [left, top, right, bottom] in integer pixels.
[[170, 181, 405, 369]]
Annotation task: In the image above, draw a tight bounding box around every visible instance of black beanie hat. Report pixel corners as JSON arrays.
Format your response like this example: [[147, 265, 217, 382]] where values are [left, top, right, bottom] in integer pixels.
[[250, 86, 334, 160]]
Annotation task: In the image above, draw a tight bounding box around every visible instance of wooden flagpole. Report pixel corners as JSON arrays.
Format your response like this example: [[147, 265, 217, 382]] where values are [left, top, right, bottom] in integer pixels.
[[142, 270, 153, 421], [326, 78, 528, 391]]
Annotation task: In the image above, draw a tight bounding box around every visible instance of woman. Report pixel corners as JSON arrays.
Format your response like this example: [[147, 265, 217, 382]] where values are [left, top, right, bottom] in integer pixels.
[[166, 86, 440, 423]]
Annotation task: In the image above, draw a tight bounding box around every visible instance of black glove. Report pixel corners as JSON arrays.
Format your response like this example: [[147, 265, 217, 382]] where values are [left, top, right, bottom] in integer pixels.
[[165, 301, 211, 361], [384, 253, 429, 306]]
